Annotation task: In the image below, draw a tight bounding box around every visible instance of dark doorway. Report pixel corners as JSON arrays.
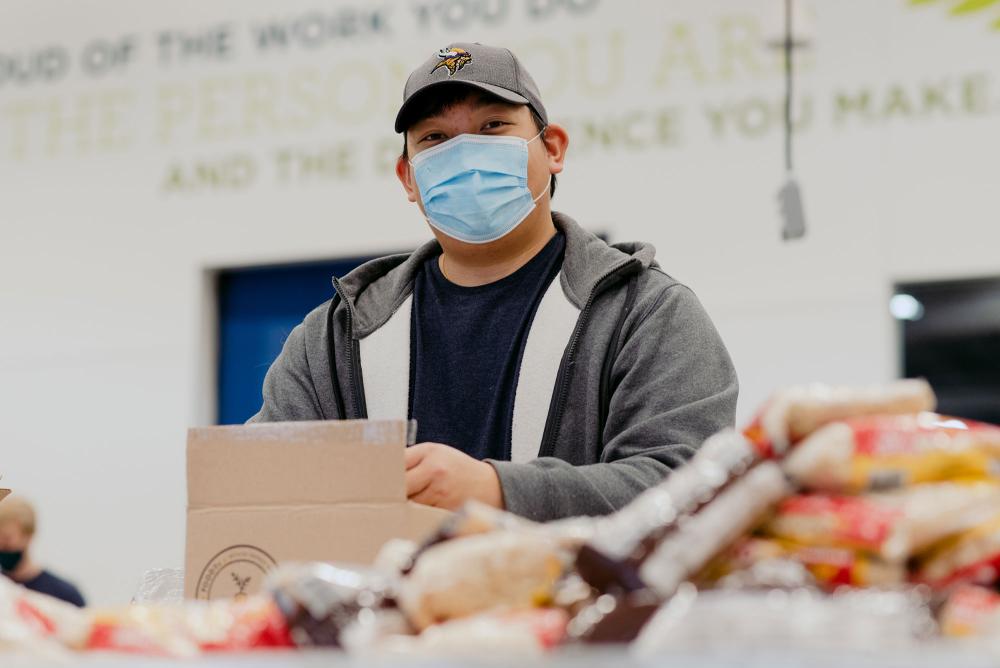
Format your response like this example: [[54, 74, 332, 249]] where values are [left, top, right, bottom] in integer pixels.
[[215, 255, 378, 424], [896, 277, 1000, 424]]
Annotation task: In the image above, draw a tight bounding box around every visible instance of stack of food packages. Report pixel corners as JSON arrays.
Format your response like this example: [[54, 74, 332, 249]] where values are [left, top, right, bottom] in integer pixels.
[[7, 378, 1000, 658]]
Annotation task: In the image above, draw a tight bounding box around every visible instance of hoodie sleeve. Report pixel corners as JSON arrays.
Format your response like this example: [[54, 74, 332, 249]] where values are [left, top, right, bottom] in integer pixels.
[[489, 283, 738, 521], [247, 322, 326, 423]]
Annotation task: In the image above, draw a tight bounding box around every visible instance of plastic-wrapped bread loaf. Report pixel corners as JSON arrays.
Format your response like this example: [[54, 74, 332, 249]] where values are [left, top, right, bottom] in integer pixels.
[[745, 379, 936, 457], [267, 563, 393, 648], [568, 461, 792, 644], [399, 531, 566, 630], [574, 431, 756, 588], [634, 461, 791, 597], [574, 430, 789, 595], [783, 412, 1000, 493], [372, 609, 568, 655], [698, 537, 906, 590], [763, 483, 1000, 562], [939, 586, 1000, 636], [633, 587, 936, 655], [913, 513, 1000, 589], [399, 502, 594, 576], [567, 431, 793, 642]]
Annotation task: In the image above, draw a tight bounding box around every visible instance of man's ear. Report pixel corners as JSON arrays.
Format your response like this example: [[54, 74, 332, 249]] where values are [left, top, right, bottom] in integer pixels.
[[395, 150, 419, 203], [541, 123, 569, 176]]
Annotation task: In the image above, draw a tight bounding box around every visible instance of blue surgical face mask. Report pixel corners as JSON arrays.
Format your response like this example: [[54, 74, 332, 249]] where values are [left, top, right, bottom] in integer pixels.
[[409, 130, 546, 244]]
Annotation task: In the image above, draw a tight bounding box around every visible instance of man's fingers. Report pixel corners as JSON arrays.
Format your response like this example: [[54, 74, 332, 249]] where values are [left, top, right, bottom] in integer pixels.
[[405, 443, 430, 470], [409, 485, 439, 508], [405, 461, 434, 498]]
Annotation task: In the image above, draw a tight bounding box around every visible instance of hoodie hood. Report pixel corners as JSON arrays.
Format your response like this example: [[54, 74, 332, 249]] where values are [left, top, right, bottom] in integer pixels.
[[334, 212, 657, 338]]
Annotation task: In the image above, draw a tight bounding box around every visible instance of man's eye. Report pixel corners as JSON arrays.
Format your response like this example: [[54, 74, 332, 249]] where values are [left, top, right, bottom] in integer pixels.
[[421, 133, 446, 143], [482, 120, 508, 131]]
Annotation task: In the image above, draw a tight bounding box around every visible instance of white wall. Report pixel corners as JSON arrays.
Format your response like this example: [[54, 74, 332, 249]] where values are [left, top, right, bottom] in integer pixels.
[[1, 0, 999, 604]]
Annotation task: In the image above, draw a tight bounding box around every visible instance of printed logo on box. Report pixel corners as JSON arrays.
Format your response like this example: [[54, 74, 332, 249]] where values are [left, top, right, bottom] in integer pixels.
[[195, 544, 277, 601]]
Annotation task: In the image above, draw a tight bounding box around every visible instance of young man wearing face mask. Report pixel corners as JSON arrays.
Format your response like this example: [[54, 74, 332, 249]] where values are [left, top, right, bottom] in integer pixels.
[[0, 496, 86, 607], [251, 43, 738, 522]]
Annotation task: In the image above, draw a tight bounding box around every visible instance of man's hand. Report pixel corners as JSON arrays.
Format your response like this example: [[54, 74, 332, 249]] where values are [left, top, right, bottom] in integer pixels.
[[405, 442, 504, 511]]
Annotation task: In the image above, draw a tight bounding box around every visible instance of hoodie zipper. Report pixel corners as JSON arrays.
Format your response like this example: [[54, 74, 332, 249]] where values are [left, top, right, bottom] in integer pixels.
[[537, 258, 641, 458], [325, 295, 347, 419], [331, 276, 368, 419]]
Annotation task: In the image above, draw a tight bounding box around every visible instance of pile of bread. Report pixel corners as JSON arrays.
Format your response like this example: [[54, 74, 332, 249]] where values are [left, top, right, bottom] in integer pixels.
[[7, 379, 1000, 657]]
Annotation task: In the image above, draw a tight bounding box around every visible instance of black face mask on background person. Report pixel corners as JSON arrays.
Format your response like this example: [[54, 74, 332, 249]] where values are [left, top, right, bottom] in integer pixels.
[[0, 550, 24, 572]]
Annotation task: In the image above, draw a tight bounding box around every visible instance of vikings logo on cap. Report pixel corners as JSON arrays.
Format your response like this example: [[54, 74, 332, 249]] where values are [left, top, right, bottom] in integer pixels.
[[432, 47, 472, 76]]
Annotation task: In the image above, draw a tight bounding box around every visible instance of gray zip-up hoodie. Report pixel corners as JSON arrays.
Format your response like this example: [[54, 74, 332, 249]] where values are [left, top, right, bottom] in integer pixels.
[[249, 213, 738, 521]]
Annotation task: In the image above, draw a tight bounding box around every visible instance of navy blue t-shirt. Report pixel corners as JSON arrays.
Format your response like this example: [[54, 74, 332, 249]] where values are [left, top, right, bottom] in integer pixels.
[[11, 570, 86, 607], [409, 233, 566, 461]]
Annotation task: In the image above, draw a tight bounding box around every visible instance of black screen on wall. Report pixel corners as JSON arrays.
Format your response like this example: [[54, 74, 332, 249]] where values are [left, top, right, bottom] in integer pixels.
[[898, 277, 1000, 424]]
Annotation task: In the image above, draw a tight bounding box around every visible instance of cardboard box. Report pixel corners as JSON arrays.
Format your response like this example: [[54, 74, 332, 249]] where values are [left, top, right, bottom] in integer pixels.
[[185, 420, 449, 601]]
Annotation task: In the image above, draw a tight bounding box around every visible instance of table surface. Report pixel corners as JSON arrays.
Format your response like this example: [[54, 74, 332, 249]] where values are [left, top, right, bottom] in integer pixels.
[[7, 644, 1000, 668]]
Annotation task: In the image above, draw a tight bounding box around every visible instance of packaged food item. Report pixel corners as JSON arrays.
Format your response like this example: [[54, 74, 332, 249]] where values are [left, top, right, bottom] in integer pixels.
[[375, 608, 568, 655], [632, 461, 791, 596], [939, 585, 1000, 637], [399, 501, 580, 576], [694, 537, 786, 585], [783, 413, 1000, 493], [913, 514, 1000, 589], [574, 430, 769, 594], [86, 595, 293, 656], [132, 568, 185, 605], [339, 609, 414, 654], [714, 557, 817, 591], [566, 590, 662, 644], [744, 379, 936, 457], [764, 483, 1000, 562], [0, 576, 89, 655], [399, 531, 566, 630], [374, 539, 420, 576], [550, 573, 597, 616], [567, 430, 792, 643], [632, 586, 936, 655], [699, 537, 905, 590], [408, 502, 531, 554], [267, 562, 394, 648]]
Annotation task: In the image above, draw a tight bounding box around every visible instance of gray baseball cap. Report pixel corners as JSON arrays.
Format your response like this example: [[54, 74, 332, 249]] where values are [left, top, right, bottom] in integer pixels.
[[394, 42, 548, 133]]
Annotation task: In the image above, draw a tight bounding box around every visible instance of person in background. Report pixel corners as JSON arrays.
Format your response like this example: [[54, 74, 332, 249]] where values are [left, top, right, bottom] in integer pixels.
[[0, 496, 86, 607], [251, 42, 738, 521]]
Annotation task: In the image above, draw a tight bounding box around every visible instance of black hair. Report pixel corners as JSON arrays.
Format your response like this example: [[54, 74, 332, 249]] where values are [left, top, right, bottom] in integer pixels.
[[400, 87, 557, 197]]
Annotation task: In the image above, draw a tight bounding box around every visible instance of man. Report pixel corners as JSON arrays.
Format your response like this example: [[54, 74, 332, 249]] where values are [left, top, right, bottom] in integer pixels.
[[251, 43, 738, 521], [0, 496, 86, 607]]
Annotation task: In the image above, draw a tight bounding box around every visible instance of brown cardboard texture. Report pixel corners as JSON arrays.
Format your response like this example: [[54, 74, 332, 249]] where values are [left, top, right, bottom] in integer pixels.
[[185, 420, 449, 601], [0, 489, 10, 504]]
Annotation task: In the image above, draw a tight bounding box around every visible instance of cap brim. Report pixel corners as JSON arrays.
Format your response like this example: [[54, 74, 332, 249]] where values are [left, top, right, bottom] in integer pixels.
[[394, 80, 530, 133]]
